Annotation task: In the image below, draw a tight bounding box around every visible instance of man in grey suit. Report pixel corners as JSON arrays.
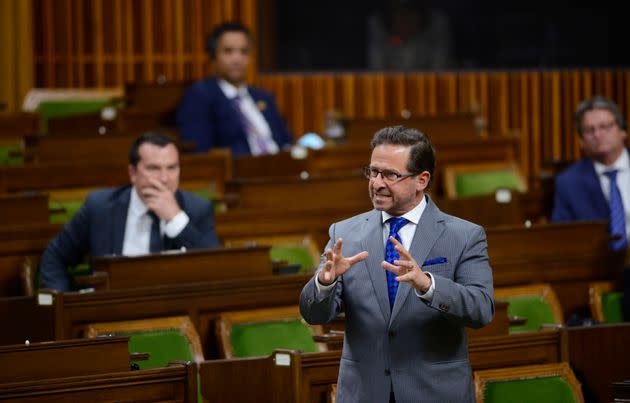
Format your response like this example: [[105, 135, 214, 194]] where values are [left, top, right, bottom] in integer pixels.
[[300, 126, 494, 403]]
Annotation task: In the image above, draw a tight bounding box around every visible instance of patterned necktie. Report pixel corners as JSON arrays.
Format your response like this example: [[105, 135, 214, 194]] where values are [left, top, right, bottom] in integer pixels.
[[148, 211, 163, 253], [230, 95, 270, 154], [604, 170, 628, 251], [385, 217, 409, 309]]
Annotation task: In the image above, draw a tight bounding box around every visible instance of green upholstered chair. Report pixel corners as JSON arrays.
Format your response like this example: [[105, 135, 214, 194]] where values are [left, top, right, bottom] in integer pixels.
[[443, 161, 526, 198], [85, 316, 204, 369], [215, 306, 326, 358], [589, 281, 624, 324], [495, 283, 564, 333], [0, 145, 24, 165], [36, 99, 115, 134], [224, 234, 320, 273], [48, 199, 83, 224], [474, 362, 584, 403]]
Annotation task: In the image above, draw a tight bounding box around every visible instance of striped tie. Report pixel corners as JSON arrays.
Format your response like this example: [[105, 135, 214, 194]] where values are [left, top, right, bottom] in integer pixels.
[[385, 217, 409, 309], [604, 170, 628, 251], [231, 95, 270, 154]]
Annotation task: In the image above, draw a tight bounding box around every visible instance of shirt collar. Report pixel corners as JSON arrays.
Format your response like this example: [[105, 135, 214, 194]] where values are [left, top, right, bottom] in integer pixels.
[[381, 195, 427, 225], [129, 187, 149, 217], [593, 148, 629, 176], [218, 79, 249, 100]]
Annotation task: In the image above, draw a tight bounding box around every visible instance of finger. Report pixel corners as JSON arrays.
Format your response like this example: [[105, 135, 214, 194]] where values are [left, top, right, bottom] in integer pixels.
[[332, 238, 343, 256], [147, 177, 168, 191], [390, 237, 414, 261], [347, 251, 368, 265], [393, 259, 419, 270], [381, 260, 405, 276]]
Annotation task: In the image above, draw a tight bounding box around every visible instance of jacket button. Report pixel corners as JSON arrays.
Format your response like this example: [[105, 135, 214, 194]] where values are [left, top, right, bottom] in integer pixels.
[[384, 369, 391, 375]]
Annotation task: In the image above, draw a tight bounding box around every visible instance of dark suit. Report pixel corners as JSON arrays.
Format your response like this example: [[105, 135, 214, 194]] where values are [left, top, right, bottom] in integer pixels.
[[551, 158, 612, 222], [299, 197, 494, 403], [40, 186, 221, 291], [176, 77, 293, 155]]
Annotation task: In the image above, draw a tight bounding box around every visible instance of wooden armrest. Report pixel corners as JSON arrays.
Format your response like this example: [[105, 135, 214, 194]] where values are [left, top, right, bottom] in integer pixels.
[[129, 352, 150, 362], [313, 330, 344, 343], [73, 271, 108, 290]]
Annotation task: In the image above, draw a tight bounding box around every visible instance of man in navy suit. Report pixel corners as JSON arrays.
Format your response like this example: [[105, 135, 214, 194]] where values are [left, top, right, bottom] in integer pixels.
[[39, 132, 221, 291], [176, 22, 293, 156], [552, 95, 630, 320]]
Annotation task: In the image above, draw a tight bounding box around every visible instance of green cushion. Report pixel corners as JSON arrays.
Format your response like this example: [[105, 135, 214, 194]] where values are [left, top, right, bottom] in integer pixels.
[[498, 296, 557, 333], [49, 200, 83, 224], [484, 376, 577, 403], [270, 245, 315, 272], [189, 189, 214, 201], [0, 146, 24, 165], [123, 331, 195, 369], [36, 99, 114, 133], [456, 170, 524, 197], [602, 291, 624, 324], [230, 319, 318, 358]]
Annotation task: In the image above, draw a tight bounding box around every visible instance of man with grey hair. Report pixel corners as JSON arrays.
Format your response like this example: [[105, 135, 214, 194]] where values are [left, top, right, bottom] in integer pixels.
[[300, 126, 494, 403]]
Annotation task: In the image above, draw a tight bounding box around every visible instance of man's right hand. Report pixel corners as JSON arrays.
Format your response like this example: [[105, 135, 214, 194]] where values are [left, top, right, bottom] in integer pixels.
[[318, 238, 369, 285]]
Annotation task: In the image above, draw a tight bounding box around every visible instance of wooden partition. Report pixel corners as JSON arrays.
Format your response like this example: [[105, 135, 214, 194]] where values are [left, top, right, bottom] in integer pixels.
[[89, 246, 273, 290], [487, 221, 625, 319], [0, 337, 197, 402], [198, 330, 563, 403]]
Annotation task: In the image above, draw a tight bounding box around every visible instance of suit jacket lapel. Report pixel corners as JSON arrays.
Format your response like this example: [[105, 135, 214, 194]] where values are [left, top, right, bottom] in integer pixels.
[[390, 196, 445, 322], [110, 187, 131, 256], [362, 210, 391, 324], [582, 161, 609, 214]]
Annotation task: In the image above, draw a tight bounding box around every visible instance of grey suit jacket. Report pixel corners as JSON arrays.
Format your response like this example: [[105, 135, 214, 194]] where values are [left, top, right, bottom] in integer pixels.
[[299, 196, 494, 403]]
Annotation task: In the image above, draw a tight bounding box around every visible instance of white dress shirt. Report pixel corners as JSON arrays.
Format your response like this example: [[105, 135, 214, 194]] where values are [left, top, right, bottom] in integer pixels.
[[218, 80, 279, 156], [593, 148, 630, 237], [316, 196, 436, 302], [122, 187, 190, 256]]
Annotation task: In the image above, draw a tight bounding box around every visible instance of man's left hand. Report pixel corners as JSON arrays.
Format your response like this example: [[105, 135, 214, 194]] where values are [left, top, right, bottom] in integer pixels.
[[140, 178, 181, 221], [381, 236, 432, 293]]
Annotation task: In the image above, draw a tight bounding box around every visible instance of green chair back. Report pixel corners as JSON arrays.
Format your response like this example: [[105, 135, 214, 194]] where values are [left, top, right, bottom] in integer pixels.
[[124, 331, 195, 369], [230, 319, 318, 358], [456, 170, 524, 197], [49, 200, 83, 224], [270, 245, 315, 272], [36, 99, 114, 133], [483, 376, 577, 403], [499, 296, 557, 333], [0, 145, 24, 165], [601, 291, 624, 324]]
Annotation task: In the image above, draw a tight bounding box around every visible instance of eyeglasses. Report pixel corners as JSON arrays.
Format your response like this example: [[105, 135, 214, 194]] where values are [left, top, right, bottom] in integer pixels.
[[581, 121, 618, 137], [363, 166, 417, 182]]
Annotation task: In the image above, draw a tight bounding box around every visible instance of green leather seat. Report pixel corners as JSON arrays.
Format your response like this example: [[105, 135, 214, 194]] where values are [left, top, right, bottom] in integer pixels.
[[36, 99, 114, 133], [456, 170, 525, 197], [499, 296, 557, 333], [126, 331, 195, 369], [601, 291, 624, 323], [483, 376, 578, 403], [270, 245, 316, 273], [230, 319, 319, 358], [49, 200, 83, 224], [0, 145, 24, 165]]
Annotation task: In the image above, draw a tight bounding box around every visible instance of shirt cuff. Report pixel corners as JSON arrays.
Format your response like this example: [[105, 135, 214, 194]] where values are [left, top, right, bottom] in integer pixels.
[[163, 211, 189, 238], [414, 272, 435, 302], [315, 275, 337, 298]]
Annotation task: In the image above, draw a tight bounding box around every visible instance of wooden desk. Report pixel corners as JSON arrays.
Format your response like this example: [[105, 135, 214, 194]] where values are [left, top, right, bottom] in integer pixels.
[[23, 274, 312, 357], [0, 337, 197, 402], [487, 221, 625, 319], [90, 246, 273, 290], [0, 151, 230, 194], [0, 193, 49, 226], [564, 323, 630, 403], [198, 330, 563, 403]]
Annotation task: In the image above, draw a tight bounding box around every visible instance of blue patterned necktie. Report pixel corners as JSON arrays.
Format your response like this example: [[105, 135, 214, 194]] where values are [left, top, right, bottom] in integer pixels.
[[385, 217, 409, 309], [604, 170, 628, 251]]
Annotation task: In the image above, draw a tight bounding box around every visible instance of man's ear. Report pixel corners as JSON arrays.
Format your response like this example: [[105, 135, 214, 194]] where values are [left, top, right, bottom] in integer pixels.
[[417, 171, 431, 192], [128, 164, 136, 184]]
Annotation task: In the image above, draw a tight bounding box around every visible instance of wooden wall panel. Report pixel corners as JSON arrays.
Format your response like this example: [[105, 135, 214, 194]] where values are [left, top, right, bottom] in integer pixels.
[[33, 0, 257, 88], [256, 70, 630, 182]]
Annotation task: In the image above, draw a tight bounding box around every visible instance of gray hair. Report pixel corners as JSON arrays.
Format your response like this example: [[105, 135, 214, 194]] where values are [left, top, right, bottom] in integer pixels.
[[575, 95, 627, 136]]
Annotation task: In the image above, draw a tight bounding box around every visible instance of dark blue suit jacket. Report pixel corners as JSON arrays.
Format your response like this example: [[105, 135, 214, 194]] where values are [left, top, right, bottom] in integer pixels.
[[176, 77, 293, 155], [551, 158, 611, 222], [40, 186, 221, 291]]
